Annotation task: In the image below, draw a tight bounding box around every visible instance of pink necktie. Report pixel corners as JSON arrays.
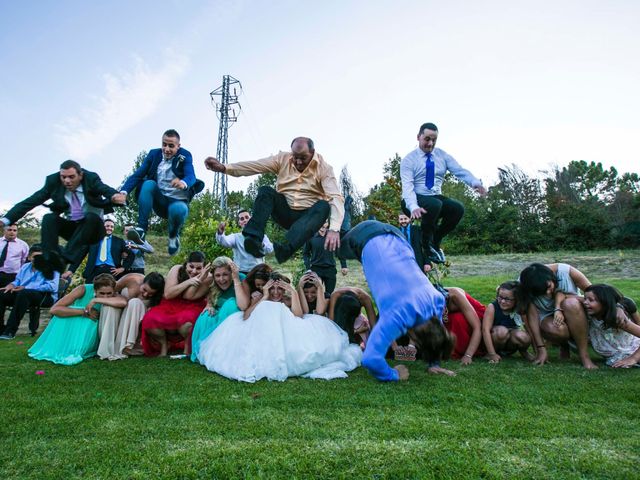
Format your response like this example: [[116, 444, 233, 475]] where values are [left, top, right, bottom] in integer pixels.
[[70, 192, 84, 221]]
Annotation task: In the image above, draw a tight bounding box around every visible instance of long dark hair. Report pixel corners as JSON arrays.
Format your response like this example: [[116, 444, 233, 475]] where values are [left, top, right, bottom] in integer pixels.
[[584, 284, 624, 329], [517, 263, 557, 313], [244, 263, 273, 293], [143, 272, 165, 307], [177, 251, 205, 283], [334, 292, 362, 343], [414, 318, 455, 364]]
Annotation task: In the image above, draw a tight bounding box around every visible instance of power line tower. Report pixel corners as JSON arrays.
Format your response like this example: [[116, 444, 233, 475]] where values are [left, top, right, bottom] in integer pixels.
[[210, 75, 241, 211]]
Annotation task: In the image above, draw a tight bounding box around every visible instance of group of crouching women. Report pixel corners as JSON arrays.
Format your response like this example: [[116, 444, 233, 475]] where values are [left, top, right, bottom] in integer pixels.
[[27, 252, 364, 381], [27, 247, 640, 382]]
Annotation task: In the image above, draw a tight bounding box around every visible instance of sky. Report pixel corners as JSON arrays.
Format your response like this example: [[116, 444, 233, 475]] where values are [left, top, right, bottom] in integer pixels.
[[1, 0, 639, 213]]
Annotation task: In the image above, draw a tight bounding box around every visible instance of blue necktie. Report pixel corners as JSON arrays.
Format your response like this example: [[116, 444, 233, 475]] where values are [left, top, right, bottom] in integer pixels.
[[425, 153, 435, 189]]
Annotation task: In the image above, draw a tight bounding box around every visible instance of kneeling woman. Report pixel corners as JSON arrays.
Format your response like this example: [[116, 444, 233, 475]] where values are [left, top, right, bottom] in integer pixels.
[[190, 257, 249, 362], [29, 273, 127, 365], [141, 251, 211, 357], [198, 272, 361, 382], [584, 284, 640, 367]]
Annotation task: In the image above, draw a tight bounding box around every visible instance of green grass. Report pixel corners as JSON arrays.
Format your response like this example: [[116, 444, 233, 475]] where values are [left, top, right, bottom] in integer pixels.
[[3, 273, 640, 479], [5, 234, 640, 478], [2, 334, 640, 479]]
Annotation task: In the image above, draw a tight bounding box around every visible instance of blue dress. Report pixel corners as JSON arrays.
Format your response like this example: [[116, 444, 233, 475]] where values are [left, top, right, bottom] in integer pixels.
[[190, 292, 239, 363], [28, 285, 100, 365]]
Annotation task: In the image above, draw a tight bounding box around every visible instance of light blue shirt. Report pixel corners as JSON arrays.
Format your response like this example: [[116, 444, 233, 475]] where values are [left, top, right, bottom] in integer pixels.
[[400, 147, 482, 213], [127, 239, 154, 270], [157, 157, 189, 200], [13, 262, 60, 302], [95, 236, 115, 267]]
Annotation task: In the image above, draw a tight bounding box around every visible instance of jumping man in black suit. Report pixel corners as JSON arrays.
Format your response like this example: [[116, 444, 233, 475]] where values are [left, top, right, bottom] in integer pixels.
[[0, 160, 126, 279]]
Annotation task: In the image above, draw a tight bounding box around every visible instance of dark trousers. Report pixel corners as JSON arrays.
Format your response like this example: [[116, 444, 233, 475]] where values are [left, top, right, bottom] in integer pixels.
[[0, 272, 17, 289], [85, 264, 119, 283], [125, 268, 145, 275], [41, 212, 106, 267], [244, 186, 330, 254], [402, 194, 464, 249], [1, 290, 54, 335], [311, 266, 337, 295]]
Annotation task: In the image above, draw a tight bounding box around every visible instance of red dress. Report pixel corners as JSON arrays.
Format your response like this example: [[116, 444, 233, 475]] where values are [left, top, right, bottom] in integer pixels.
[[444, 293, 486, 359], [141, 297, 207, 356]]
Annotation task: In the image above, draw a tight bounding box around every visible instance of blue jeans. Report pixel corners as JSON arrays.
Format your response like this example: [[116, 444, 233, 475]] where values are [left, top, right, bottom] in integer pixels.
[[137, 180, 189, 238]]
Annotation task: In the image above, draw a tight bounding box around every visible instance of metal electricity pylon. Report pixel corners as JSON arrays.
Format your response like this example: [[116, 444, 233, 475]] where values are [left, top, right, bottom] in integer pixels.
[[210, 75, 241, 211]]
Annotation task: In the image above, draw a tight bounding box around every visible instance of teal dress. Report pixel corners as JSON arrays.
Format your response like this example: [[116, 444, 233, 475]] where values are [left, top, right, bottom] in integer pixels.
[[28, 285, 100, 365], [190, 285, 241, 363]]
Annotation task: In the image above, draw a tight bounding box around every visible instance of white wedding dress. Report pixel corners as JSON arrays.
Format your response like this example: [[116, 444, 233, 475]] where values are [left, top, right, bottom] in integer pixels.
[[198, 301, 362, 382]]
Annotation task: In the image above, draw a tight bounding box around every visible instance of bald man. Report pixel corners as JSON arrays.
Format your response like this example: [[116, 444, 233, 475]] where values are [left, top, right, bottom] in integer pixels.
[[205, 137, 344, 263]]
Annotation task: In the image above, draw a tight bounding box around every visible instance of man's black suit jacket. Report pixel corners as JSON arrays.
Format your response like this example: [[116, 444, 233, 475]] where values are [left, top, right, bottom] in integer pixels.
[[83, 235, 133, 280], [5, 169, 118, 223], [400, 224, 426, 269]]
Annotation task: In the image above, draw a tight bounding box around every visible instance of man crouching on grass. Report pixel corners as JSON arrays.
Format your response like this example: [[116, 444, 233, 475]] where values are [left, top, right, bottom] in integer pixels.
[[340, 220, 456, 381]]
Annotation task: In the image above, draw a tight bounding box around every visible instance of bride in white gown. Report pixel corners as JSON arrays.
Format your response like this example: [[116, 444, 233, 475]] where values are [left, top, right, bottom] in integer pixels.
[[197, 272, 361, 382]]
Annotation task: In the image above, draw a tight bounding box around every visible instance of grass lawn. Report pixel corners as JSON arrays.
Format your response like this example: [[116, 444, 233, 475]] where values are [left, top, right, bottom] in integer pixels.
[[4, 234, 640, 478], [2, 331, 639, 479]]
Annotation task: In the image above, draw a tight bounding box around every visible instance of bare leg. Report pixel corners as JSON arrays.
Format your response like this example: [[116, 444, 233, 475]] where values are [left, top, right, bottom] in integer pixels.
[[146, 328, 168, 357], [178, 322, 194, 355], [562, 296, 598, 370], [509, 330, 534, 360], [491, 326, 510, 352]]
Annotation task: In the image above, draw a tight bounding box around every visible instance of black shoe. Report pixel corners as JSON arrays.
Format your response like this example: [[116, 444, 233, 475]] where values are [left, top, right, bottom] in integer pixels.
[[127, 227, 146, 245], [30, 331, 37, 337], [48, 250, 67, 273], [274, 242, 293, 263], [33, 254, 54, 280], [0, 333, 15, 340], [243, 235, 264, 258]]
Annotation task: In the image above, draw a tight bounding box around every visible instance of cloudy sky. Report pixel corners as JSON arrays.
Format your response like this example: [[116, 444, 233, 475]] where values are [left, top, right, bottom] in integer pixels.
[[2, 0, 639, 212]]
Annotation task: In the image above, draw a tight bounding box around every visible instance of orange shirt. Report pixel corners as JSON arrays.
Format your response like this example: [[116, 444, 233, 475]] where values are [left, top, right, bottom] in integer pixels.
[[225, 151, 345, 231]]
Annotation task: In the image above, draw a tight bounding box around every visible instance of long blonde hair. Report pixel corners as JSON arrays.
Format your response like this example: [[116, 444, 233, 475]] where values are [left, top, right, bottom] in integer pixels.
[[208, 256, 234, 307]]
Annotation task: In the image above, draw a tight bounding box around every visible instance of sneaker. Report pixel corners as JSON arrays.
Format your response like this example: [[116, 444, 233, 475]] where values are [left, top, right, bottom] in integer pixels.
[[168, 236, 181, 256], [0, 333, 15, 340], [127, 227, 146, 245], [427, 245, 445, 264]]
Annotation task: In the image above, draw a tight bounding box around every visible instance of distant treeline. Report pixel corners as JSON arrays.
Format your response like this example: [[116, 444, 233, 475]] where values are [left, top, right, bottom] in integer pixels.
[[7, 153, 638, 258], [110, 153, 640, 256]]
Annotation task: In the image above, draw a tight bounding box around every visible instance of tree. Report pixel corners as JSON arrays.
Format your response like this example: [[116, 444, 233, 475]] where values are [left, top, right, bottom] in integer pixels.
[[339, 166, 365, 228], [363, 154, 402, 224], [483, 165, 547, 252]]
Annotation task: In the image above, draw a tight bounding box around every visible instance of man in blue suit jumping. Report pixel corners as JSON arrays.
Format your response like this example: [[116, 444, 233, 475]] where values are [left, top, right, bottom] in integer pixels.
[[120, 129, 203, 256]]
